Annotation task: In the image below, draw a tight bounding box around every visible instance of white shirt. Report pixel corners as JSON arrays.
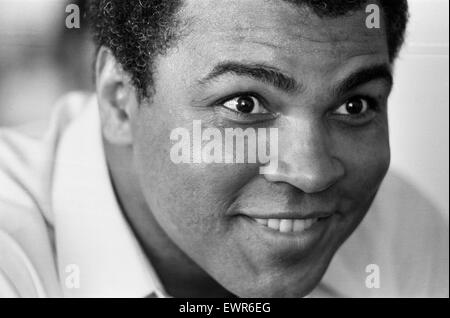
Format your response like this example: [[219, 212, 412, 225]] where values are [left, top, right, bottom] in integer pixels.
[[0, 92, 448, 297]]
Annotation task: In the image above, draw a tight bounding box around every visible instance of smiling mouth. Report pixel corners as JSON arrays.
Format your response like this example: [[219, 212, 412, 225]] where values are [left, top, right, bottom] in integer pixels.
[[238, 213, 334, 253], [253, 217, 321, 233]]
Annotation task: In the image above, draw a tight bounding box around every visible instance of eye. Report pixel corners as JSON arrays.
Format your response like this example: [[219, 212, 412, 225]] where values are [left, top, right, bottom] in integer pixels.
[[334, 97, 371, 116], [222, 95, 270, 114]]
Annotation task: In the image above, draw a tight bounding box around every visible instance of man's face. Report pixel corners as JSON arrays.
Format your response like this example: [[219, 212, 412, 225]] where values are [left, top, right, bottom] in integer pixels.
[[130, 0, 391, 297]]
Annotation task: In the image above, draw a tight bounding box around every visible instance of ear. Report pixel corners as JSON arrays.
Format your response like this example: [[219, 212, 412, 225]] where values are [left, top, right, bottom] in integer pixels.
[[95, 46, 139, 145]]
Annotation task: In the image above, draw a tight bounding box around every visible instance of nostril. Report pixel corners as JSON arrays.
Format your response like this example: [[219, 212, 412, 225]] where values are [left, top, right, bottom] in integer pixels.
[[299, 175, 336, 194], [262, 159, 345, 194]]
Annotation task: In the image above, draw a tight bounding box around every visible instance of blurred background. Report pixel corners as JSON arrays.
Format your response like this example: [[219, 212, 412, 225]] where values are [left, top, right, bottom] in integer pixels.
[[0, 0, 448, 219], [0, 0, 93, 127], [389, 0, 449, 219]]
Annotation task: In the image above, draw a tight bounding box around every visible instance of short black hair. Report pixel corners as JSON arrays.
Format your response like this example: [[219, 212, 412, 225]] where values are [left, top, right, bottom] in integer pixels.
[[88, 0, 409, 98]]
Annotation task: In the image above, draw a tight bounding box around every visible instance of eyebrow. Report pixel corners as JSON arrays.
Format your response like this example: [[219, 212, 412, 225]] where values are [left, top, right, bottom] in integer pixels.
[[197, 61, 393, 97], [333, 64, 393, 96], [197, 61, 301, 94]]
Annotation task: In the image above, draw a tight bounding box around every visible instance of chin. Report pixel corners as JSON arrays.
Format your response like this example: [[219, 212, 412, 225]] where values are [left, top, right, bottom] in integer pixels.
[[236, 276, 321, 298], [224, 259, 330, 298]]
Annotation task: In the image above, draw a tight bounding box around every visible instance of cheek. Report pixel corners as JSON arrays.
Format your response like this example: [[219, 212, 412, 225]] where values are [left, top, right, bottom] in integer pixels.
[[131, 108, 259, 254], [336, 124, 390, 210]]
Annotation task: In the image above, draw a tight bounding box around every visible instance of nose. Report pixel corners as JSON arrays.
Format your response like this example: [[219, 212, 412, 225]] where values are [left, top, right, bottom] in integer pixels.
[[264, 118, 345, 194]]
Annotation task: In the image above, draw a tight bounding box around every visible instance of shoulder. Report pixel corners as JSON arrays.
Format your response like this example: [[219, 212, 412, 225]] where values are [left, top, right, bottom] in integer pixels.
[[373, 172, 448, 257], [371, 172, 449, 297], [0, 92, 94, 297], [317, 171, 449, 297], [0, 92, 92, 224]]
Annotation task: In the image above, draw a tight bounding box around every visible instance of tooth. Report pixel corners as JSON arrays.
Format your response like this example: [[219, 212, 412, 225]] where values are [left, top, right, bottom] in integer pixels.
[[293, 219, 306, 232], [267, 219, 280, 230], [303, 219, 312, 229], [255, 218, 268, 225], [279, 219, 293, 233], [305, 218, 318, 230]]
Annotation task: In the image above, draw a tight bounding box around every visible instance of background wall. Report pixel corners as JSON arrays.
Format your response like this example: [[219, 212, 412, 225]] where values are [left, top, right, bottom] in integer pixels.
[[0, 0, 93, 127], [389, 0, 449, 219]]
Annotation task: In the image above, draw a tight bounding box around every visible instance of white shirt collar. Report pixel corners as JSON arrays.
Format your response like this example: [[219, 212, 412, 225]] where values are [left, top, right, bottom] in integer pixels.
[[51, 95, 167, 297]]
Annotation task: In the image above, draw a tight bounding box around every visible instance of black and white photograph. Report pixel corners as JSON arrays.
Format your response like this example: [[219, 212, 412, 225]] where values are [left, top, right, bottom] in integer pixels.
[[0, 0, 448, 301]]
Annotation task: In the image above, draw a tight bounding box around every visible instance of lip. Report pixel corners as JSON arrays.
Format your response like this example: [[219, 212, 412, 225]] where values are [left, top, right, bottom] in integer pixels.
[[241, 211, 334, 220]]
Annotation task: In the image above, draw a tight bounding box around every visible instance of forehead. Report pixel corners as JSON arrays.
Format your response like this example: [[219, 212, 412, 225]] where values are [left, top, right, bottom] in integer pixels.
[[177, 0, 387, 62], [155, 0, 389, 99]]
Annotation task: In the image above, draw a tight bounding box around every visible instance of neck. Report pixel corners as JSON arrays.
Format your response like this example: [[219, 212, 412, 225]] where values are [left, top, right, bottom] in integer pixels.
[[103, 140, 235, 298]]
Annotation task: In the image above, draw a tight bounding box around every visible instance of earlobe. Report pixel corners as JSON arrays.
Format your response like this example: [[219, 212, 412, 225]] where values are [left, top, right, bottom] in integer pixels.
[[95, 46, 138, 145]]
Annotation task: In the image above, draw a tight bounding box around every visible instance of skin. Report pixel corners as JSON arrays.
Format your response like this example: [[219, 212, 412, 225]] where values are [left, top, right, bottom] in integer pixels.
[[97, 0, 392, 297]]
